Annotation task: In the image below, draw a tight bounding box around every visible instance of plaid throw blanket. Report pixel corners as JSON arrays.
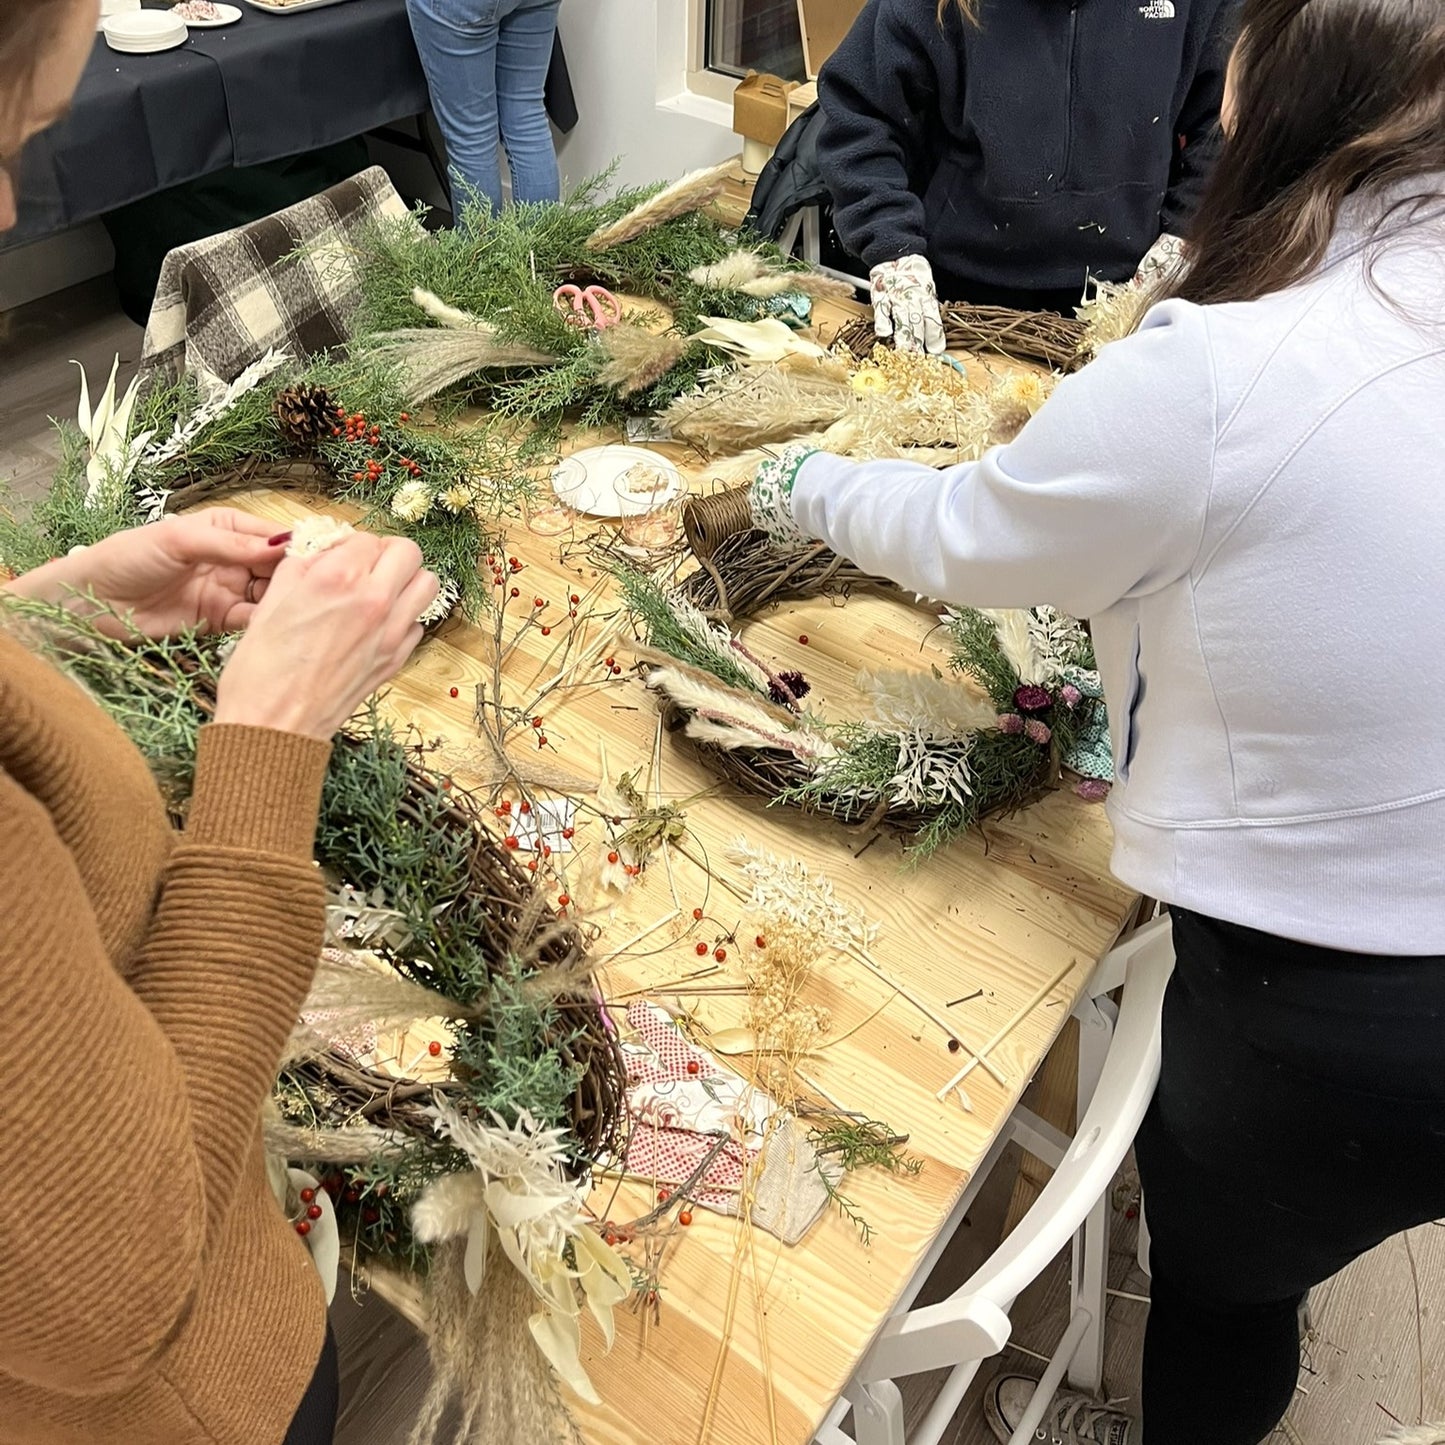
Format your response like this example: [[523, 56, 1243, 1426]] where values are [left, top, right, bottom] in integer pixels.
[[139, 166, 418, 386]]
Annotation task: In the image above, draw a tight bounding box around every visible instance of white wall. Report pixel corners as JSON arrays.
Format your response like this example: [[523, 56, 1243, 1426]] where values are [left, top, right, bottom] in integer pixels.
[[554, 0, 736, 189]]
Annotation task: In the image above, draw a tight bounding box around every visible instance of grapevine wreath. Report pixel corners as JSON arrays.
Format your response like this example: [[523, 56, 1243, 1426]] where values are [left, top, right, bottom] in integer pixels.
[[626, 510, 1113, 858]]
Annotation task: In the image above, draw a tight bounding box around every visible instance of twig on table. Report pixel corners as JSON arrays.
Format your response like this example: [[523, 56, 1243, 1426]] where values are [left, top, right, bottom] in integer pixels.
[[608, 963, 722, 1002], [935, 956, 1080, 1100], [594, 909, 681, 969], [611, 1132, 734, 1234], [845, 942, 1008, 1086]]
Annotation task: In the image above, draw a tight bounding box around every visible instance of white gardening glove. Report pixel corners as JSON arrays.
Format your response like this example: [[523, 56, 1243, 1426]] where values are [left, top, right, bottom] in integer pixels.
[[870, 254, 946, 355], [1132, 232, 1187, 289]]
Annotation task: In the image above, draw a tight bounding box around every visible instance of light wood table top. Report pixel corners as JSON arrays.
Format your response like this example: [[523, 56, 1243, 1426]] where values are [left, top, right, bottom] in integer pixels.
[[230, 299, 1138, 1445]]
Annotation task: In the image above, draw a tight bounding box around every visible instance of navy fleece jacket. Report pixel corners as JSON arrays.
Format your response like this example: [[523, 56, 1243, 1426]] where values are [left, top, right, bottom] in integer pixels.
[[817, 0, 1235, 296]]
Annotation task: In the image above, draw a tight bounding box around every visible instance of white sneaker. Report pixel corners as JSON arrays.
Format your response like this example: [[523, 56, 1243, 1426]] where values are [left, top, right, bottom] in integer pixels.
[[983, 1374, 1138, 1445]]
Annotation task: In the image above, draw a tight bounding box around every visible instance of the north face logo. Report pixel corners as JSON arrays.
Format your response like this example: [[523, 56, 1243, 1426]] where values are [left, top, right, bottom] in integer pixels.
[[1139, 0, 1175, 16]]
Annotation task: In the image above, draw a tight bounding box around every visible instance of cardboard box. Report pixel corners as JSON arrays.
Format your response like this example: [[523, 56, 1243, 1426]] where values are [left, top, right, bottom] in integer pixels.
[[732, 71, 798, 147], [796, 0, 868, 79]]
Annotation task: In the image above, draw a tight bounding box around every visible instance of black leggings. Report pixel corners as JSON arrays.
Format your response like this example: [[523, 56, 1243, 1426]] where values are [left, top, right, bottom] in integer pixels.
[[1135, 909, 1445, 1445], [283, 1324, 339, 1445]]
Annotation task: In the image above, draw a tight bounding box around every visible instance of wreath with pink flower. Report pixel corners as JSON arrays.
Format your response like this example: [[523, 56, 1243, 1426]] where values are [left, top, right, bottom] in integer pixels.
[[622, 531, 1112, 857]]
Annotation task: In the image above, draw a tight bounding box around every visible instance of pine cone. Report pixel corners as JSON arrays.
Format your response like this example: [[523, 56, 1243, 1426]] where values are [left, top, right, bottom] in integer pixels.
[[273, 382, 343, 449]]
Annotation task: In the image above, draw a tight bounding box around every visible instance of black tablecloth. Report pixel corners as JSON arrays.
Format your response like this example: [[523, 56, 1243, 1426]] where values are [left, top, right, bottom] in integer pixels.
[[9, 0, 578, 249]]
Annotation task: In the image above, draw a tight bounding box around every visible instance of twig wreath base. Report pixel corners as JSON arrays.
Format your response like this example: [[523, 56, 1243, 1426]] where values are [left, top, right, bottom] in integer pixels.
[[1, 595, 631, 1269], [633, 527, 1099, 854], [833, 303, 1087, 372]]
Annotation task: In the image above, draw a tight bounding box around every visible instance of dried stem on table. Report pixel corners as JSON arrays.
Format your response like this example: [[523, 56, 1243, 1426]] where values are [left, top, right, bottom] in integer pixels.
[[935, 954, 1080, 1099]]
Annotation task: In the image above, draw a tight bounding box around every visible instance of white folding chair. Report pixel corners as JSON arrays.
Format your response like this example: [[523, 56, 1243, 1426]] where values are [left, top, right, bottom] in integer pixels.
[[777, 205, 870, 292], [814, 914, 1175, 1445]]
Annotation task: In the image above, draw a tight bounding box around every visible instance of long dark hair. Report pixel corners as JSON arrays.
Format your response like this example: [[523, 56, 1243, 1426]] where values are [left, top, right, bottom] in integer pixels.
[[1172, 0, 1445, 308]]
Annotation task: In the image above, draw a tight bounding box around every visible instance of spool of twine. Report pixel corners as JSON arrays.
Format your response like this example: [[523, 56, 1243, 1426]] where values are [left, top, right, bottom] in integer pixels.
[[683, 486, 754, 559]]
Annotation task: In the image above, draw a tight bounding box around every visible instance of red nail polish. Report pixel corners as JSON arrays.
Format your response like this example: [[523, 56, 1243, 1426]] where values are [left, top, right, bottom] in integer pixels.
[[267, 531, 293, 547]]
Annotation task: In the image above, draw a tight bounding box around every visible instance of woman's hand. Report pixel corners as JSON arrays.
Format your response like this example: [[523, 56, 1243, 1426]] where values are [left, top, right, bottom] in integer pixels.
[[214, 533, 438, 741], [3, 510, 291, 638]]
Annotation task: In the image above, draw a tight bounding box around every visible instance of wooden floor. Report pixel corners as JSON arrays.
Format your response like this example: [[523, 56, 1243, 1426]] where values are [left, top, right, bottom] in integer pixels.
[[3, 280, 1443, 1445]]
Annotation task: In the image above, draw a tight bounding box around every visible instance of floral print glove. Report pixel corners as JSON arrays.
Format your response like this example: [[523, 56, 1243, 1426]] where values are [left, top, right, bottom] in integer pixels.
[[748, 444, 818, 549], [870, 254, 946, 355], [1132, 232, 1187, 289]]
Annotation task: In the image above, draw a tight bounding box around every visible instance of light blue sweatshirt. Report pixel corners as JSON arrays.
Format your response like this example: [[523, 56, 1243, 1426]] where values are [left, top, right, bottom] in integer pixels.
[[791, 187, 1445, 954]]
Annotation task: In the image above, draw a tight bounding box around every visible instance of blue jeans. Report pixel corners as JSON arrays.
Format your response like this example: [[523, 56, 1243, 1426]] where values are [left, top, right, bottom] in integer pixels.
[[406, 0, 562, 215]]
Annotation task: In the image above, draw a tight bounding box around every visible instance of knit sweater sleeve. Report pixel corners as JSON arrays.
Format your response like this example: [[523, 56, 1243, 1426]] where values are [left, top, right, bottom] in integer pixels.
[[0, 724, 329, 1396], [790, 301, 1217, 618], [816, 0, 953, 267]]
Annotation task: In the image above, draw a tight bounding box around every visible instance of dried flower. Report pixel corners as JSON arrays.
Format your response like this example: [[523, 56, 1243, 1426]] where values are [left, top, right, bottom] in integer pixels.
[[997, 712, 1024, 735], [410, 1104, 632, 1404], [390, 478, 434, 522], [859, 667, 999, 737], [584, 160, 734, 251], [1024, 718, 1052, 746], [1060, 683, 1083, 708], [768, 670, 811, 707], [439, 483, 475, 513], [1076, 779, 1111, 802], [286, 515, 355, 558], [1014, 683, 1053, 713], [728, 838, 878, 952]]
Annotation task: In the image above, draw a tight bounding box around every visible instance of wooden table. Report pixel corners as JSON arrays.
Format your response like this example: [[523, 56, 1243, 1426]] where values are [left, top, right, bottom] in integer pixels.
[[233, 299, 1138, 1445]]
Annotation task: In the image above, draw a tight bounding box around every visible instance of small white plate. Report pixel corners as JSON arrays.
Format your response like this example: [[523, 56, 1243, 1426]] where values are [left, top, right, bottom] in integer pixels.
[[173, 2, 243, 25], [551, 445, 684, 519]]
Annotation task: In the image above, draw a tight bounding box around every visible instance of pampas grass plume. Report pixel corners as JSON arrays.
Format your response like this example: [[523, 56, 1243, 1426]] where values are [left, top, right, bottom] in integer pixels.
[[584, 160, 734, 251], [363, 327, 557, 405], [596, 324, 690, 397]]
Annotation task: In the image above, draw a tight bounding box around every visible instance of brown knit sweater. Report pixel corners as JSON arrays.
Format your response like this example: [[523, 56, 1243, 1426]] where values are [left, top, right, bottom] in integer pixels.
[[0, 629, 334, 1445]]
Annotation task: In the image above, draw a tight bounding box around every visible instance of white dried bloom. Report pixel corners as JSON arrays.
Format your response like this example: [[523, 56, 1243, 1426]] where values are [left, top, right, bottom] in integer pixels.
[[286, 516, 355, 558], [390, 478, 434, 522], [438, 483, 475, 514]]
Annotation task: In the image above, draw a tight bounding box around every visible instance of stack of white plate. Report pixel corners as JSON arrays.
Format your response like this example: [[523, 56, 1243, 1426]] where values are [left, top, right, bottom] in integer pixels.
[[103, 9, 189, 52]]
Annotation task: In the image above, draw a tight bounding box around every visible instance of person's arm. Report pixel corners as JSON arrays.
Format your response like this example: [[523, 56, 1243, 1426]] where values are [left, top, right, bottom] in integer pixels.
[[1160, 0, 1234, 236], [0, 723, 329, 1396], [816, 0, 954, 266], [786, 301, 1219, 620]]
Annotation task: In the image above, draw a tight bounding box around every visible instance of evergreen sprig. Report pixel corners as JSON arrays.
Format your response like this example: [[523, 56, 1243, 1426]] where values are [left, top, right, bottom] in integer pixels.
[[616, 565, 763, 694], [946, 608, 1020, 708], [347, 171, 796, 426], [1, 606, 583, 1234]]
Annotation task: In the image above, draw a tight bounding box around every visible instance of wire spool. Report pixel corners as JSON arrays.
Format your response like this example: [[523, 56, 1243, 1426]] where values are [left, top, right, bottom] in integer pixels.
[[682, 485, 755, 560]]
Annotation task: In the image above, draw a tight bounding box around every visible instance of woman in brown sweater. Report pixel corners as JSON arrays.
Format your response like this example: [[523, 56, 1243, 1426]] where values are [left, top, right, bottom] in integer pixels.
[[3, 19, 440, 1438]]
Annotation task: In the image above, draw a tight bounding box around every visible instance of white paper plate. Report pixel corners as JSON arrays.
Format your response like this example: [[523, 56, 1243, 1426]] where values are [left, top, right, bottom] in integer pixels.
[[551, 445, 684, 518], [173, 2, 243, 25], [102, 11, 188, 49]]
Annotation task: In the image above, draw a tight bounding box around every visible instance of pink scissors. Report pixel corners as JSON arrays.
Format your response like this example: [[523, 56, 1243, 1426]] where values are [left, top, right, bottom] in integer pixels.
[[552, 283, 623, 331]]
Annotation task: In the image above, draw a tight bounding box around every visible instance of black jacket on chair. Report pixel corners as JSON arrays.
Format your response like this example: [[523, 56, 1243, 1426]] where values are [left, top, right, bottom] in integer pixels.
[[816, 0, 1236, 299], [744, 102, 832, 244]]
